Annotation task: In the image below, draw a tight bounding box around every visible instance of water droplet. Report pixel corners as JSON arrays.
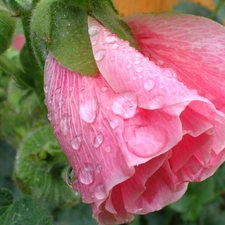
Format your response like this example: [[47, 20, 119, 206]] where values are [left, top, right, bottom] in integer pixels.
[[178, 90, 184, 95], [156, 59, 164, 66], [94, 183, 107, 200], [44, 85, 49, 93], [91, 40, 98, 46], [134, 60, 140, 64], [126, 64, 132, 69], [54, 87, 61, 94], [79, 165, 94, 185], [94, 49, 107, 62], [148, 95, 164, 109], [112, 92, 137, 119], [72, 178, 81, 192], [136, 52, 143, 58], [110, 119, 119, 129], [81, 192, 86, 200], [71, 136, 82, 150], [163, 68, 176, 78], [58, 100, 64, 108], [105, 146, 111, 153], [134, 208, 143, 213], [96, 164, 102, 173], [67, 22, 71, 26], [60, 115, 69, 135], [136, 66, 143, 73], [105, 34, 117, 44], [80, 98, 98, 123], [47, 112, 52, 121], [66, 167, 74, 188], [111, 43, 120, 49], [144, 79, 155, 91], [88, 25, 100, 36], [101, 86, 108, 92], [93, 133, 104, 148]]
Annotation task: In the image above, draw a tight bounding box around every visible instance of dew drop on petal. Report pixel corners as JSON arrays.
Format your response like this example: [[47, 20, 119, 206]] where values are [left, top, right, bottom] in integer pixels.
[[60, 115, 69, 135], [91, 40, 98, 46], [148, 95, 164, 109], [105, 34, 117, 44], [94, 49, 107, 62], [88, 25, 101, 36], [81, 192, 86, 200], [163, 68, 176, 78], [134, 208, 143, 213], [144, 79, 155, 91], [93, 133, 104, 148], [80, 98, 98, 123], [71, 136, 82, 150], [156, 59, 164, 66], [134, 60, 140, 64], [136, 66, 143, 73], [72, 178, 81, 192], [101, 86, 108, 92], [110, 119, 119, 129], [112, 92, 137, 119], [126, 64, 132, 69], [111, 43, 120, 49], [44, 85, 49, 93], [47, 112, 52, 121], [105, 146, 111, 153], [94, 183, 107, 200], [79, 165, 94, 185], [96, 164, 102, 173]]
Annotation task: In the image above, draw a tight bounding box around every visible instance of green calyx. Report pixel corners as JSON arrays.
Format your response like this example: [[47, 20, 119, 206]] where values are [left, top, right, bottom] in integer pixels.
[[30, 0, 138, 75]]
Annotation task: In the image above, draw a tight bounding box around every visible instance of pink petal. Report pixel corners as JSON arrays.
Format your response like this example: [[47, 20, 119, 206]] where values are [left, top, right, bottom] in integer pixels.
[[45, 55, 135, 205], [126, 13, 225, 112]]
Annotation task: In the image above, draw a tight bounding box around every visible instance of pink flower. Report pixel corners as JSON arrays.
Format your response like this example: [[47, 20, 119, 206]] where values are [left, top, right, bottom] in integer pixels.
[[44, 15, 225, 225]]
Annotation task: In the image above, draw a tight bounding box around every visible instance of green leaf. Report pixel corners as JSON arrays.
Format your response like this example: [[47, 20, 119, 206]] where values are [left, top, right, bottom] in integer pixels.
[[54, 202, 97, 225], [13, 125, 80, 207], [199, 201, 225, 225], [169, 178, 215, 221], [0, 10, 17, 54], [0, 188, 53, 225], [89, 0, 138, 49], [0, 188, 13, 216]]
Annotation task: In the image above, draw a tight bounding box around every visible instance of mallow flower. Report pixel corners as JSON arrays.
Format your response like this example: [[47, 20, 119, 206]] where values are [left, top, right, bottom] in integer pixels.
[[44, 14, 225, 225]]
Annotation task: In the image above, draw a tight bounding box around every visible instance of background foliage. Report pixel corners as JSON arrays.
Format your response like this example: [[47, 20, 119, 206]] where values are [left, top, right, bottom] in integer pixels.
[[1, 0, 225, 224]]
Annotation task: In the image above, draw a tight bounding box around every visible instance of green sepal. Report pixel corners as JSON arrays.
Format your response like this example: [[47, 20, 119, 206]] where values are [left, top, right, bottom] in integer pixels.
[[0, 9, 17, 55], [13, 125, 80, 207], [49, 2, 98, 75], [89, 0, 138, 49], [30, 0, 98, 75]]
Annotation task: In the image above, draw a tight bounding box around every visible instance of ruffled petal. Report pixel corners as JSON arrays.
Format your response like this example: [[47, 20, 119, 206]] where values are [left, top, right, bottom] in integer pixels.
[[126, 13, 225, 112], [88, 16, 225, 178]]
